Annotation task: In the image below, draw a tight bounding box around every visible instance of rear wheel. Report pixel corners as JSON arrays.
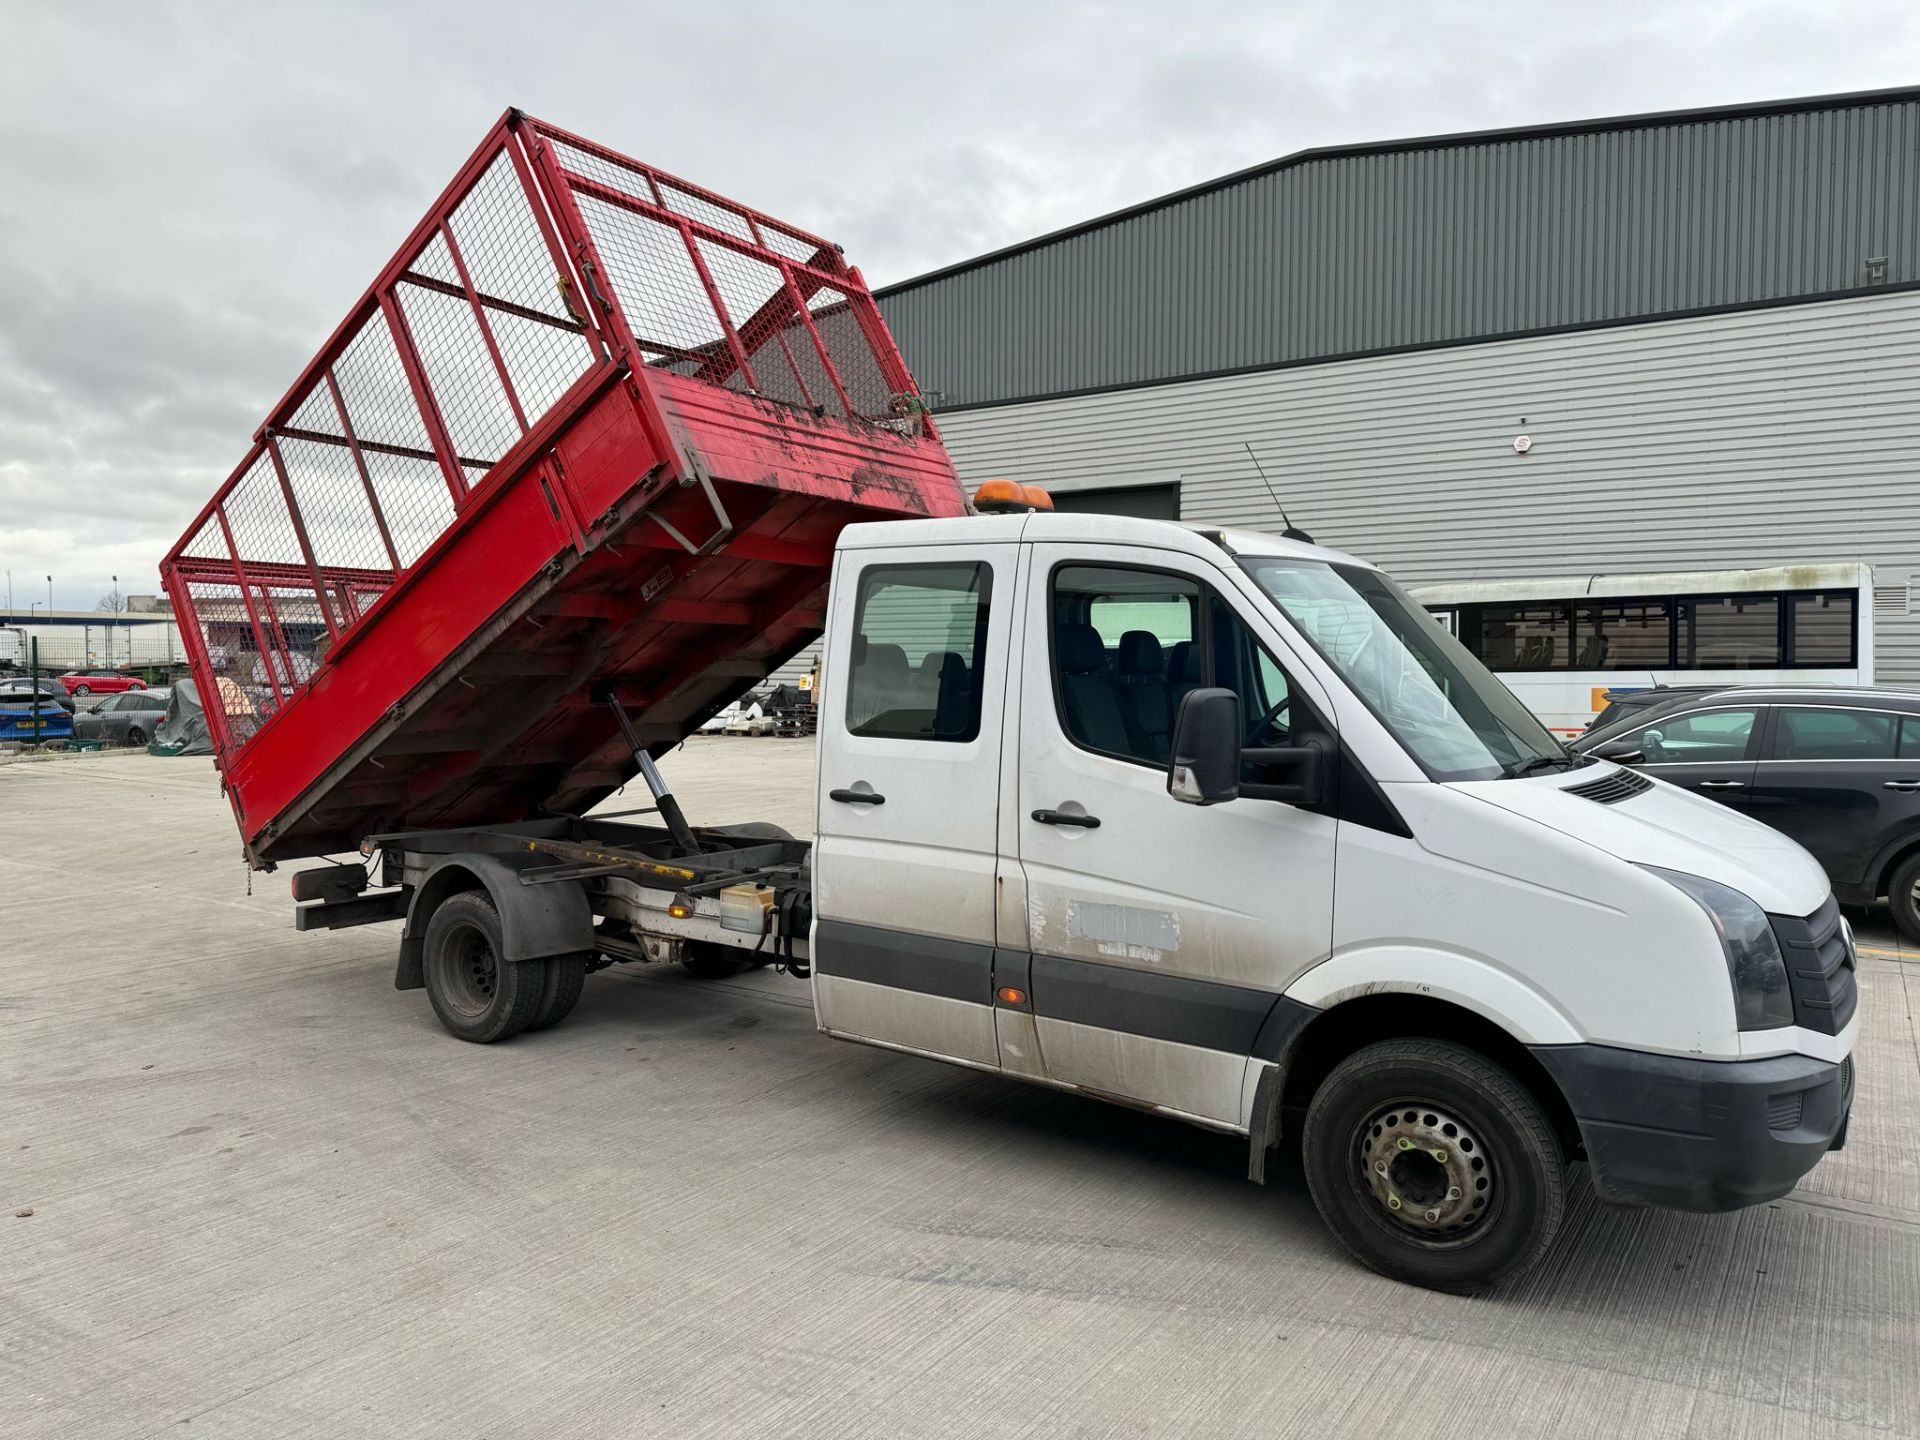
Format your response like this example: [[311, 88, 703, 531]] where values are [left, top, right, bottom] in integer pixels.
[[1301, 1039, 1566, 1293], [421, 892, 544, 1043], [526, 954, 589, 1032], [1888, 853, 1920, 945], [125, 726, 147, 747], [73, 685, 91, 696]]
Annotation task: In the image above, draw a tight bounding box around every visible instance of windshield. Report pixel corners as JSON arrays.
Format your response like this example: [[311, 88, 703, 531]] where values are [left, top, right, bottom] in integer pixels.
[[1242, 559, 1570, 781]]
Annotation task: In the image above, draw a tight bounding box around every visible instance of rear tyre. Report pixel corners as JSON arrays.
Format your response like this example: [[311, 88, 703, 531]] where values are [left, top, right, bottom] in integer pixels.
[[1300, 1038, 1566, 1294], [682, 942, 748, 980], [125, 726, 147, 747], [421, 892, 544, 1043], [73, 685, 90, 696], [526, 954, 589, 1032], [1888, 853, 1920, 945]]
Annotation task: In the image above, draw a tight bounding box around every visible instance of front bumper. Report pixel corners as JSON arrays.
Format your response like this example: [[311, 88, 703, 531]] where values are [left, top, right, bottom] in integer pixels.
[[1532, 1043, 1854, 1212]]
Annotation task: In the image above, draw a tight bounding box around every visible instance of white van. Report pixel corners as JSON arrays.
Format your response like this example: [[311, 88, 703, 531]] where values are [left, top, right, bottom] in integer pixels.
[[334, 508, 1858, 1293], [808, 511, 1856, 1290]]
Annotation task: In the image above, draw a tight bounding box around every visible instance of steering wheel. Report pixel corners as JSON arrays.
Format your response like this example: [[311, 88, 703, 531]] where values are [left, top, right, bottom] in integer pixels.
[[1246, 694, 1291, 745]]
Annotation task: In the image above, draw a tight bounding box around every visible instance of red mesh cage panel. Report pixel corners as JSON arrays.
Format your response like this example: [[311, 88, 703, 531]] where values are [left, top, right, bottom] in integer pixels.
[[161, 110, 964, 864]]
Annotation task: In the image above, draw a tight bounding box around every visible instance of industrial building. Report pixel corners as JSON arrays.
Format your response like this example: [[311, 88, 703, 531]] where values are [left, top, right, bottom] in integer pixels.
[[871, 86, 1920, 686]]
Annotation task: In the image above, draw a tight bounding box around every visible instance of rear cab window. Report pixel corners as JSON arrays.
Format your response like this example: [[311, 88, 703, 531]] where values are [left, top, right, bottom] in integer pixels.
[[844, 563, 990, 742]]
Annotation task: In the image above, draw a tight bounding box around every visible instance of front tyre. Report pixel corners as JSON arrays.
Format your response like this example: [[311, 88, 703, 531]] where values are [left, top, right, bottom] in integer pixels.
[[421, 892, 544, 1043], [1301, 1039, 1566, 1293]]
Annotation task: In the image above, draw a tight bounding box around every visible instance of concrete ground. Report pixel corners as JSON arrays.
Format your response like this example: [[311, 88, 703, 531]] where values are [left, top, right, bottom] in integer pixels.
[[2, 739, 1917, 1439]]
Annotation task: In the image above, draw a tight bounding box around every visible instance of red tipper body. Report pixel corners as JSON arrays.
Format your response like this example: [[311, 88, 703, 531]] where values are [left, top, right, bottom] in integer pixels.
[[161, 110, 967, 867]]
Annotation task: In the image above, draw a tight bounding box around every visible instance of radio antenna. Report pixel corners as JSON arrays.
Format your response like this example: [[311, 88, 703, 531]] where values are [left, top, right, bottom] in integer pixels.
[[1243, 443, 1314, 544]]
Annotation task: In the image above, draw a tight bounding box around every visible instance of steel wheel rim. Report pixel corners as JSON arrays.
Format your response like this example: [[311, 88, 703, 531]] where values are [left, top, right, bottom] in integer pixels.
[[1353, 1100, 1496, 1241], [435, 923, 499, 1018]]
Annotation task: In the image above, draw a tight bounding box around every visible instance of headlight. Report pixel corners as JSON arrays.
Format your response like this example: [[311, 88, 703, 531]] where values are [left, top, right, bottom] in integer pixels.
[[1641, 866, 1793, 1030]]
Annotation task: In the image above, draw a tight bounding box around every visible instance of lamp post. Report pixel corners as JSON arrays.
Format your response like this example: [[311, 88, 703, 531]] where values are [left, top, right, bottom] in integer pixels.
[[112, 574, 119, 667], [46, 575, 53, 616]]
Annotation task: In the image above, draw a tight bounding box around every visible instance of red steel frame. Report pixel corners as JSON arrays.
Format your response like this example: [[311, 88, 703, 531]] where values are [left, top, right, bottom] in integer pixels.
[[162, 110, 964, 863]]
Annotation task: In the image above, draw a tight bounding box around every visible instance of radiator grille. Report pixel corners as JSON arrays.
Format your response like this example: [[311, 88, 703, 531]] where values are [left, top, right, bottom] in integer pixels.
[[1768, 896, 1858, 1036]]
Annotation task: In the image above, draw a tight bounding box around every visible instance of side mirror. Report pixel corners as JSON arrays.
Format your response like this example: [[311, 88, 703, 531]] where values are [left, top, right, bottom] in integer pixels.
[[1168, 688, 1241, 805], [1591, 738, 1643, 763]]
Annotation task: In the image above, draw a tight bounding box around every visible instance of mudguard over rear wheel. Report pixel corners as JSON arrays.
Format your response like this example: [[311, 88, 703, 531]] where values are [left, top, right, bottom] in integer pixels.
[[1300, 1038, 1567, 1293]]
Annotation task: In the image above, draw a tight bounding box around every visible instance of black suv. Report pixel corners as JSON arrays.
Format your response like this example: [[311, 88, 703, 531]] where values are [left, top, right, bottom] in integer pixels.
[[1572, 685, 1920, 940]]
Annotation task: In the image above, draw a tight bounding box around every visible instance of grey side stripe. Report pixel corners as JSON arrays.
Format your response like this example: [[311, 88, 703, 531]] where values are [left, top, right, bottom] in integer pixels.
[[813, 921, 994, 1005], [813, 919, 1320, 1059]]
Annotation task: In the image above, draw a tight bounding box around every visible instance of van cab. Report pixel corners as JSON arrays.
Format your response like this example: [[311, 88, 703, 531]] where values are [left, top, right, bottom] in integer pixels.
[[811, 511, 1857, 1291]]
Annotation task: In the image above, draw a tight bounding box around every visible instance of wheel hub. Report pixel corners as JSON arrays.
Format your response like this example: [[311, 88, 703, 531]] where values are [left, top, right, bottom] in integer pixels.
[[1357, 1103, 1492, 1235]]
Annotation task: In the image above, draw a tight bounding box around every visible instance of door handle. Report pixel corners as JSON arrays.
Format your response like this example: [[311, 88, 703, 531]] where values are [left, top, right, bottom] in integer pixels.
[[1885, 781, 1920, 792], [829, 788, 885, 806], [1032, 808, 1101, 829], [1698, 780, 1746, 789]]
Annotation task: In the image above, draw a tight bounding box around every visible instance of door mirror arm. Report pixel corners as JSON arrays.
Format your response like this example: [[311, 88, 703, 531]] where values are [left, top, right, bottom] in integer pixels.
[[1241, 738, 1329, 806]]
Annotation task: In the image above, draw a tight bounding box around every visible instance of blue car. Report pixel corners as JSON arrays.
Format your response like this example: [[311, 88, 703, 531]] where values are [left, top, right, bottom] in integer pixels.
[[0, 695, 74, 743]]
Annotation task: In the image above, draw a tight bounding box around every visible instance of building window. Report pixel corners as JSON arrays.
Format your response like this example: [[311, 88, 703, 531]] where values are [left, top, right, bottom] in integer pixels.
[[845, 563, 990, 741]]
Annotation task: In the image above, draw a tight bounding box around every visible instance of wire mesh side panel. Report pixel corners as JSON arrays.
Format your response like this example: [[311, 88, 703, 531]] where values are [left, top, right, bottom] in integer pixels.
[[533, 126, 924, 430], [165, 131, 605, 769]]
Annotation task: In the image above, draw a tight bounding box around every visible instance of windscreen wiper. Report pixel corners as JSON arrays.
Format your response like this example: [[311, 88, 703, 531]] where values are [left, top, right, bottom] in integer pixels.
[[1503, 754, 1572, 779]]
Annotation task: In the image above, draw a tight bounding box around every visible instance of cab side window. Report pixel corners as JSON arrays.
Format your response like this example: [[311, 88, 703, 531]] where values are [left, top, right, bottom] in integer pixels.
[[1051, 566, 1197, 765], [846, 563, 990, 742], [1049, 566, 1311, 775]]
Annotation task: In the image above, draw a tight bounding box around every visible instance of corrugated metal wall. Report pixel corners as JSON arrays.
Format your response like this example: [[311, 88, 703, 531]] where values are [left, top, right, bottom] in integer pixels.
[[933, 289, 1920, 681], [879, 99, 1920, 411]]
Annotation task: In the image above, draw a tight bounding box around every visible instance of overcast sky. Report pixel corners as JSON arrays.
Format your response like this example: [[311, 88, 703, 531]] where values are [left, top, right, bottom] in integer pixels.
[[1, 0, 1916, 611]]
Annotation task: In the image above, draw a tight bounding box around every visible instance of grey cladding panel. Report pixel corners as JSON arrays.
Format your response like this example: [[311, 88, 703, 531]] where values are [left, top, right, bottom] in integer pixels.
[[932, 290, 1920, 683], [879, 98, 1920, 409]]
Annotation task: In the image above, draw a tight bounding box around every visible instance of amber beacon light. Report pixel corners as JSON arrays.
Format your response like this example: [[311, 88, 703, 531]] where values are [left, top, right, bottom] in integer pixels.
[[973, 480, 1054, 513]]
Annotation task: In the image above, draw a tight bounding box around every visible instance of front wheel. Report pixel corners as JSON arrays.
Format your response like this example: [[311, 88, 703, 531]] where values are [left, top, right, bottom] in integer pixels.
[[421, 892, 544, 1043], [1301, 1039, 1566, 1293], [129, 681, 146, 690]]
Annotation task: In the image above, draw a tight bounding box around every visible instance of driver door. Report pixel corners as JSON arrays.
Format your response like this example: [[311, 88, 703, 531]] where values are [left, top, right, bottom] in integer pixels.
[[1012, 547, 1337, 1127]]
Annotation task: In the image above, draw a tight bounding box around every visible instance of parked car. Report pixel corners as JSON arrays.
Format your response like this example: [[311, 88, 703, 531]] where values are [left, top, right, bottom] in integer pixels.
[[1573, 685, 1920, 939], [58, 667, 148, 696], [0, 677, 77, 714], [0, 691, 75, 743], [73, 688, 171, 747], [1585, 682, 1728, 733]]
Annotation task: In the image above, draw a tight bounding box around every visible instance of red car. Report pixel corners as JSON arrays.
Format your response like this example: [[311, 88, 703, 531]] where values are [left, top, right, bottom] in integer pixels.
[[58, 668, 148, 696]]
